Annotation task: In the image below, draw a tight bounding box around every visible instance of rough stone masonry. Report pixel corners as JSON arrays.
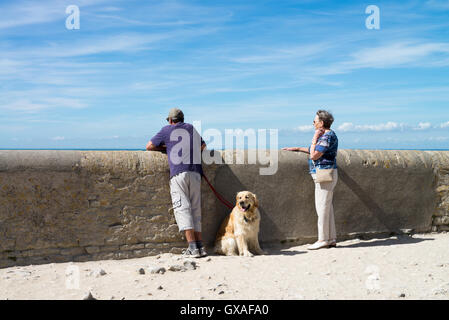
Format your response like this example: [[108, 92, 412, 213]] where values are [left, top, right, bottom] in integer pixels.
[[0, 149, 448, 268]]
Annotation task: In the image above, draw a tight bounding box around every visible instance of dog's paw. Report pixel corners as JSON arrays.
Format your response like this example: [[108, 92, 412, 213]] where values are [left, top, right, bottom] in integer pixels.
[[243, 251, 254, 257]]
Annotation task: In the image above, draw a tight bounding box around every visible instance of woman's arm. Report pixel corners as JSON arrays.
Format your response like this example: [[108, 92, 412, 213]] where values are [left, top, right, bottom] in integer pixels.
[[309, 144, 323, 160], [282, 147, 310, 153], [309, 129, 325, 160]]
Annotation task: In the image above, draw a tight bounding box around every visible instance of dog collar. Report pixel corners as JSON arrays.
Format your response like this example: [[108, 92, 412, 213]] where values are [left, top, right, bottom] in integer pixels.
[[243, 215, 254, 223]]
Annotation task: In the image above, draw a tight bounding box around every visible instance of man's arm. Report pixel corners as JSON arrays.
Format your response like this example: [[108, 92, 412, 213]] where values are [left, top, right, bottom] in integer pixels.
[[146, 140, 167, 152]]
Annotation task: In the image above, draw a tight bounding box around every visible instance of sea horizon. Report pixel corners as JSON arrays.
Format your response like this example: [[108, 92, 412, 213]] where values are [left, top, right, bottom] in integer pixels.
[[1, 148, 448, 151]]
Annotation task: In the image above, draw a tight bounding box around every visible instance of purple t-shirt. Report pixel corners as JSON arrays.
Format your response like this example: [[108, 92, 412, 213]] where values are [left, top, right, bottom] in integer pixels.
[[150, 122, 204, 178]]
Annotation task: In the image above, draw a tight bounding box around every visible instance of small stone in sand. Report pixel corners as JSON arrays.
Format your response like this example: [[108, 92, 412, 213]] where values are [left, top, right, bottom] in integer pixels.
[[169, 265, 187, 272], [94, 268, 106, 277], [83, 291, 96, 300], [149, 266, 166, 274], [183, 260, 197, 270]]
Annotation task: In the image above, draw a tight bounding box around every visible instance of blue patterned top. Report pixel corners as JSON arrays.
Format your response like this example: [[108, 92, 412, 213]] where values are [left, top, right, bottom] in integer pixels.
[[308, 130, 338, 174]]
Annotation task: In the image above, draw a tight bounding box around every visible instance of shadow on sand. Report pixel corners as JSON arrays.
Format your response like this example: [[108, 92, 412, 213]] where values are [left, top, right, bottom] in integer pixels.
[[205, 235, 432, 257], [252, 235, 435, 255], [204, 245, 307, 257], [264, 248, 307, 256], [336, 235, 434, 249]]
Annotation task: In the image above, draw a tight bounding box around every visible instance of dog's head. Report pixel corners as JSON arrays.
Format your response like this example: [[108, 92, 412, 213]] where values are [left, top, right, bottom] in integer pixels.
[[235, 191, 258, 212]]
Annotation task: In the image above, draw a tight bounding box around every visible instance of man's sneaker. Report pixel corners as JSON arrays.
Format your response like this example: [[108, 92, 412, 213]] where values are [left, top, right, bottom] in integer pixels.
[[199, 246, 208, 257], [182, 247, 201, 258]]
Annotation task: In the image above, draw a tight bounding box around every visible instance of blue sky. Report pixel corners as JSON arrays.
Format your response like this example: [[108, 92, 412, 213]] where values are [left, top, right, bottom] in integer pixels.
[[1, 0, 449, 150]]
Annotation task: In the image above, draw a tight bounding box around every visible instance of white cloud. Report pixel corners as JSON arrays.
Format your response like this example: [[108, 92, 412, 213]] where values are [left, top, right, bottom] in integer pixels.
[[309, 42, 449, 76], [335, 121, 449, 133], [0, 2, 61, 29], [297, 121, 428, 134], [43, 97, 87, 109], [2, 26, 219, 60], [230, 43, 330, 64], [337, 122, 356, 132], [0, 59, 28, 76], [2, 99, 47, 112], [414, 122, 432, 130], [27, 33, 171, 58], [337, 121, 404, 132], [427, 136, 449, 141], [349, 42, 449, 69], [296, 125, 314, 132], [52, 136, 65, 141], [0, 0, 110, 29], [98, 6, 123, 12], [1, 97, 87, 113], [440, 121, 449, 128], [426, 0, 449, 10]]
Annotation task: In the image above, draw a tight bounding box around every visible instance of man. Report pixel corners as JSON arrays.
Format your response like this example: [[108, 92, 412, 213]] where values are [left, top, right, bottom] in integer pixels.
[[146, 108, 207, 258]]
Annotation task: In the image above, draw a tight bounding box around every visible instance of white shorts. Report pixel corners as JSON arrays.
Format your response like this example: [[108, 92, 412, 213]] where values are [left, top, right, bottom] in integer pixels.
[[169, 171, 202, 232]]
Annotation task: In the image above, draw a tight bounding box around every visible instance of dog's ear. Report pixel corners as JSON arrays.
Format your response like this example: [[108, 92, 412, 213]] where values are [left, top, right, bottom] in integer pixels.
[[236, 193, 240, 206], [253, 193, 259, 208]]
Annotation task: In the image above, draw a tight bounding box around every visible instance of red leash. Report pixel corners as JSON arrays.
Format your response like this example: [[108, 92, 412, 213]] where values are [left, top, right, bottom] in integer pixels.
[[202, 174, 234, 209]]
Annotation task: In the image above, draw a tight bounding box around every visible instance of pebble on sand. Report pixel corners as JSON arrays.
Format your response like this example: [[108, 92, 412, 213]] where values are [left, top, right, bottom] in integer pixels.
[[83, 291, 96, 300], [149, 266, 166, 274]]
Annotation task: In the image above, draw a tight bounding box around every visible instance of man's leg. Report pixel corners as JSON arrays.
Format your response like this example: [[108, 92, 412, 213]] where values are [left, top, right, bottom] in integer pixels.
[[194, 231, 202, 242], [189, 172, 206, 256], [194, 231, 205, 255], [169, 173, 200, 257], [184, 229, 201, 255], [185, 229, 196, 242]]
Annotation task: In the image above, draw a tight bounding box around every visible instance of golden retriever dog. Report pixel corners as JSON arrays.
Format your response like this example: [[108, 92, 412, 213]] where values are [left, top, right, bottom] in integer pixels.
[[214, 191, 265, 257]]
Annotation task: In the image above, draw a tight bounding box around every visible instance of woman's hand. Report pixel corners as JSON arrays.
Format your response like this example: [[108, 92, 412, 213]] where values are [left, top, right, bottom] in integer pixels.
[[282, 147, 298, 151], [312, 128, 325, 144]]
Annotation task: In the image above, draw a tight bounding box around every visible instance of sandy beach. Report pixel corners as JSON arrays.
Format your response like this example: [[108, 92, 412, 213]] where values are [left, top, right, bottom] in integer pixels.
[[1, 232, 449, 300]]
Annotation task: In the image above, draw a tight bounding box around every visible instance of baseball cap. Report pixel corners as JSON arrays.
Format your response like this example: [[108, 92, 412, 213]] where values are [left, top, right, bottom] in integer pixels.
[[166, 108, 184, 122]]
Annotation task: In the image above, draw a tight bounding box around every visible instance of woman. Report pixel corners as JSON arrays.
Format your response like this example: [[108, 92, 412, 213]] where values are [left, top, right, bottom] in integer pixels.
[[283, 110, 338, 250]]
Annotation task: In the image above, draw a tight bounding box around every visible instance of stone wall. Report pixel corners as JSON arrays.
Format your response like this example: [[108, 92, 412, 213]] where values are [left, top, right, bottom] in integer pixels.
[[429, 151, 449, 232], [0, 149, 448, 268]]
